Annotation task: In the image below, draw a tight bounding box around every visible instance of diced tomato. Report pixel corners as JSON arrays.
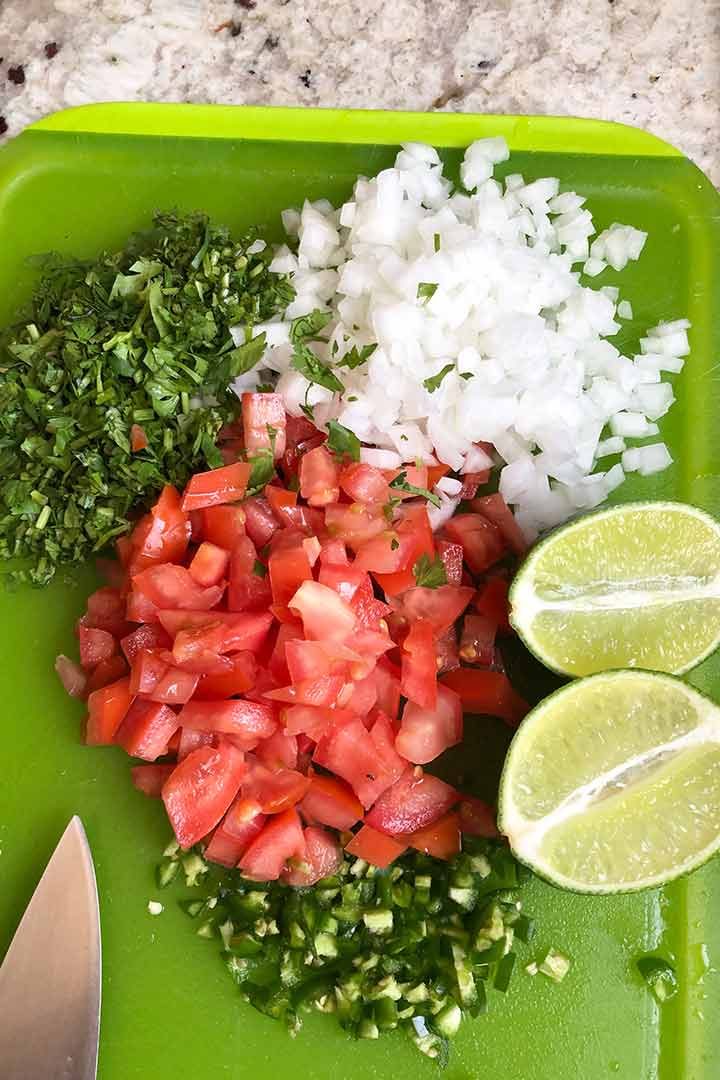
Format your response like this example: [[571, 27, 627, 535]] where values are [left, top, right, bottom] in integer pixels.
[[239, 807, 306, 881], [243, 764, 310, 814], [280, 415, 327, 482], [178, 727, 214, 760], [474, 576, 512, 633], [373, 505, 435, 596], [372, 658, 402, 721], [285, 639, 346, 683], [299, 445, 339, 507], [116, 534, 133, 568], [339, 462, 390, 504], [345, 825, 407, 869], [283, 825, 342, 887], [85, 655, 129, 695], [459, 471, 490, 500], [85, 586, 130, 638], [265, 674, 348, 709], [470, 493, 527, 555], [201, 504, 246, 550], [188, 541, 230, 587], [114, 698, 180, 761], [318, 561, 369, 603], [392, 585, 475, 637], [193, 652, 258, 699], [162, 742, 247, 848], [95, 555, 127, 591], [436, 540, 464, 586], [222, 803, 267, 847], [459, 614, 497, 665], [324, 503, 387, 550], [267, 622, 301, 683], [204, 827, 247, 868], [314, 711, 405, 808], [55, 654, 87, 699], [130, 650, 199, 704], [126, 589, 160, 624], [320, 539, 349, 566], [435, 626, 460, 675], [269, 543, 313, 606], [401, 619, 437, 710], [444, 514, 505, 576], [242, 392, 287, 460], [383, 464, 429, 499], [132, 564, 224, 612], [458, 795, 499, 837], [121, 623, 171, 665], [86, 677, 133, 745], [181, 463, 251, 512], [266, 484, 298, 522], [401, 811, 461, 860], [78, 625, 117, 670], [228, 536, 272, 612], [131, 763, 176, 797], [178, 699, 276, 744], [302, 535, 322, 567], [426, 463, 450, 488], [189, 510, 204, 542], [289, 580, 356, 642], [159, 610, 274, 655], [282, 704, 338, 739], [242, 496, 280, 548], [440, 668, 529, 726], [299, 773, 363, 830], [255, 728, 298, 771], [365, 768, 458, 835], [127, 486, 191, 575], [130, 423, 149, 452], [396, 683, 463, 764]]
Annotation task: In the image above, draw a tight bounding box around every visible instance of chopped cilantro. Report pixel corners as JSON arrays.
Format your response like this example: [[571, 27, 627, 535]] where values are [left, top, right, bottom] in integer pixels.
[[291, 342, 345, 393], [252, 559, 267, 578], [326, 420, 361, 462], [417, 282, 438, 303], [337, 342, 377, 369], [389, 471, 441, 508], [383, 496, 401, 523], [423, 364, 455, 393], [433, 233, 441, 252], [246, 450, 275, 495], [390, 537, 400, 551], [413, 553, 448, 588], [289, 309, 332, 345]]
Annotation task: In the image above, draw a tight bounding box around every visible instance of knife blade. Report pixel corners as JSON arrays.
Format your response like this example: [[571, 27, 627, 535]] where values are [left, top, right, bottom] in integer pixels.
[[0, 816, 101, 1079]]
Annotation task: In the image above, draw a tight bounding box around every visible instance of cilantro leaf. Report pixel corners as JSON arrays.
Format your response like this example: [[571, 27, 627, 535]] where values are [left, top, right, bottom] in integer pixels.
[[289, 309, 332, 345], [246, 450, 275, 495], [326, 420, 361, 462], [423, 364, 455, 393], [337, 342, 377, 369], [413, 553, 448, 589], [417, 282, 438, 303], [220, 332, 267, 381], [389, 471, 442, 508], [291, 342, 345, 394], [383, 495, 401, 523], [433, 233, 441, 252], [252, 559, 267, 578]]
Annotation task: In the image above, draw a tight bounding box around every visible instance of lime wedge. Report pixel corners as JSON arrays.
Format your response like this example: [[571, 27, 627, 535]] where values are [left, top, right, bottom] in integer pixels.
[[510, 501, 720, 677], [498, 670, 720, 892]]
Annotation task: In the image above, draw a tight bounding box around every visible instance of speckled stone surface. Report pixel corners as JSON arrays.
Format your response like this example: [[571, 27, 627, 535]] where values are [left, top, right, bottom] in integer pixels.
[[0, 0, 718, 185]]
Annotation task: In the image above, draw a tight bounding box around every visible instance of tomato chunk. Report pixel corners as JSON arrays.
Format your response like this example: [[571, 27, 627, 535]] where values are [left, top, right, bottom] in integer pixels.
[[130, 423, 149, 452], [162, 742, 247, 848], [458, 795, 499, 837], [181, 463, 251, 512], [121, 623, 171, 665], [372, 658, 401, 721], [242, 496, 279, 548], [85, 655, 129, 695], [393, 585, 474, 636], [401, 619, 437, 710], [269, 544, 313, 606], [396, 683, 463, 765], [85, 586, 130, 638], [114, 698, 180, 761], [132, 564, 224, 611], [289, 580, 356, 642], [339, 462, 390, 504], [440, 668, 529, 726], [299, 445, 339, 507], [255, 728, 298, 772], [470, 493, 527, 555], [243, 764, 310, 814], [436, 540, 464, 586], [324, 503, 387, 550], [204, 827, 248, 868], [159, 610, 274, 655], [228, 535, 272, 612], [242, 392, 287, 459], [345, 826, 407, 869], [282, 826, 342, 887], [200, 504, 246, 549], [127, 486, 191, 574], [178, 699, 276, 744], [282, 704, 337, 740], [314, 712, 405, 808], [79, 625, 117, 670], [299, 773, 363, 830], [459, 614, 497, 665], [189, 542, 230, 587], [444, 514, 505, 575], [239, 807, 305, 881], [265, 674, 348, 709], [130, 650, 199, 704], [365, 768, 457, 835], [131, 763, 175, 797], [401, 812, 461, 860], [474, 576, 512, 633], [372, 505, 435, 596], [194, 652, 257, 699], [178, 727, 214, 760], [86, 677, 133, 745]]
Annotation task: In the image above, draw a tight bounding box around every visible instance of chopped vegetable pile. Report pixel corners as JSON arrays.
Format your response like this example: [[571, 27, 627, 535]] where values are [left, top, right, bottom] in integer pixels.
[[0, 212, 292, 584]]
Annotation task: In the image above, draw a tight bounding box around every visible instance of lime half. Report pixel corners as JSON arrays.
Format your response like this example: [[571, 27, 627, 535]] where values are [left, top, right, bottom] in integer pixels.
[[510, 501, 720, 677], [498, 670, 720, 893]]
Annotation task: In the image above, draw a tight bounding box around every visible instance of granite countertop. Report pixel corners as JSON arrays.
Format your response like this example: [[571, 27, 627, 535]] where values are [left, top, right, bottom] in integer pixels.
[[0, 0, 718, 186]]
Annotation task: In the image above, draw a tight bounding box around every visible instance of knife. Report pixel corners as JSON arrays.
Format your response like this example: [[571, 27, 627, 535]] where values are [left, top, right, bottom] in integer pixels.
[[0, 816, 102, 1079]]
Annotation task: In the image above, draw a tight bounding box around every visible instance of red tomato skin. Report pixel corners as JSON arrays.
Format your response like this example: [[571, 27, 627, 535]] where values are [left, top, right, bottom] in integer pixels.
[[128, 486, 191, 575], [222, 805, 267, 847], [85, 586, 130, 638], [79, 625, 117, 670], [443, 514, 506, 576], [178, 699, 276, 743], [228, 535, 271, 612], [194, 652, 258, 699], [289, 580, 356, 642], [188, 542, 230, 587], [339, 462, 390, 504], [474, 576, 512, 633], [178, 727, 215, 761], [242, 392, 287, 459], [458, 471, 490, 500], [400, 811, 461, 860], [130, 650, 199, 705], [181, 463, 251, 512], [345, 825, 407, 869], [470, 493, 527, 555], [132, 564, 225, 612], [86, 677, 133, 745], [401, 619, 437, 710], [200, 505, 247, 550], [162, 742, 247, 849], [282, 826, 342, 886], [393, 585, 475, 636], [436, 540, 465, 586], [396, 683, 463, 765], [242, 496, 280, 548], [85, 655, 129, 695], [365, 768, 458, 835], [324, 503, 387, 550], [299, 773, 363, 830], [269, 544, 313, 606], [159, 610, 274, 655], [114, 698, 180, 761], [459, 614, 497, 665], [131, 763, 175, 797], [268, 622, 302, 684], [439, 668, 529, 726], [255, 729, 298, 772], [299, 445, 340, 507], [372, 505, 435, 595], [126, 589, 160, 625], [204, 827, 249, 868], [458, 795, 499, 837], [121, 624, 171, 665], [239, 807, 306, 881]]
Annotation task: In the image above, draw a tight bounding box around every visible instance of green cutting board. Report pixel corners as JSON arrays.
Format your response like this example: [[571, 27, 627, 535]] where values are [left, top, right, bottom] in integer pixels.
[[1, 105, 719, 1080]]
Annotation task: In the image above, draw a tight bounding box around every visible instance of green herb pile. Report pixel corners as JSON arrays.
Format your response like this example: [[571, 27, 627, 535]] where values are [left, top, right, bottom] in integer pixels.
[[0, 212, 293, 584], [157, 837, 550, 1063]]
